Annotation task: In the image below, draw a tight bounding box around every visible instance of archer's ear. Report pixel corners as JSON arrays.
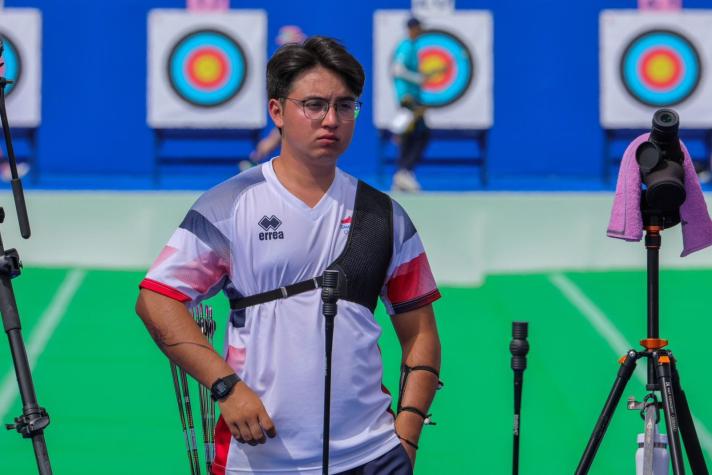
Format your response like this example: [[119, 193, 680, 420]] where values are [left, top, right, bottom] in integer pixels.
[[268, 98, 284, 129]]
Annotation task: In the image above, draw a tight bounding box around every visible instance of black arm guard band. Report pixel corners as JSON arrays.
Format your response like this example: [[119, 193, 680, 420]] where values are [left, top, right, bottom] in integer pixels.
[[397, 364, 444, 426]]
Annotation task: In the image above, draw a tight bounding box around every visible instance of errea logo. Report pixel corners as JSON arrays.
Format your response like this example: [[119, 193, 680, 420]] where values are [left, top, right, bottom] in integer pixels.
[[258, 215, 284, 241]]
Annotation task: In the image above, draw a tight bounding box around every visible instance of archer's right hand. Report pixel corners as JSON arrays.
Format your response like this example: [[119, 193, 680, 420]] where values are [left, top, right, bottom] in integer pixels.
[[218, 382, 277, 445]]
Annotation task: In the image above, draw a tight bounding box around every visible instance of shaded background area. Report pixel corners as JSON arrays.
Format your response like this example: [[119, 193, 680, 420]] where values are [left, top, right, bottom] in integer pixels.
[[4, 0, 712, 189]]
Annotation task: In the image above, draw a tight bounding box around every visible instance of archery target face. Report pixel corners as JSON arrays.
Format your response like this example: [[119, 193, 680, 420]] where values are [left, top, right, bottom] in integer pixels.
[[0, 34, 22, 96], [600, 11, 712, 128], [167, 29, 247, 107], [416, 29, 474, 108], [147, 9, 266, 129], [0, 9, 42, 127], [374, 10, 493, 130], [620, 29, 701, 107]]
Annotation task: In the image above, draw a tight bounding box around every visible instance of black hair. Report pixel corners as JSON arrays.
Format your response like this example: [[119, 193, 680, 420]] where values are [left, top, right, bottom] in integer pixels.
[[406, 17, 422, 29], [266, 36, 365, 99]]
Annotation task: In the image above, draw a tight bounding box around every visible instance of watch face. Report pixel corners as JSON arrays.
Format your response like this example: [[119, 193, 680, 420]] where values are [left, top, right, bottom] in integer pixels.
[[212, 374, 239, 400]]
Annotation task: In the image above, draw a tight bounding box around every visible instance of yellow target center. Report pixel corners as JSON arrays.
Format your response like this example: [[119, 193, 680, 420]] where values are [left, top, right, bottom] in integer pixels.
[[193, 54, 223, 83], [421, 56, 447, 84], [645, 53, 676, 84]]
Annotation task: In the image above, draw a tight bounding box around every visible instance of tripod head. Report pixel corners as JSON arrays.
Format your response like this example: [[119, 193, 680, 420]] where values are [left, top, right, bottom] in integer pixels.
[[636, 109, 685, 229], [510, 321, 529, 373]]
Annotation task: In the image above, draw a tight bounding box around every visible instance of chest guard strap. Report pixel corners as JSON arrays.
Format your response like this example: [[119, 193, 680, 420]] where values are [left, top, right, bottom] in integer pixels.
[[229, 181, 393, 313]]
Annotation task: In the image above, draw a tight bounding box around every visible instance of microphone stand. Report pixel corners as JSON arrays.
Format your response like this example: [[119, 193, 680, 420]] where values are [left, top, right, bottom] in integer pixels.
[[320, 269, 340, 475], [510, 321, 529, 475], [1, 40, 53, 474]]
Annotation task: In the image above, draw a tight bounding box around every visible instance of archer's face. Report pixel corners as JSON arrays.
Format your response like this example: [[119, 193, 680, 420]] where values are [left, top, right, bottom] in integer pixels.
[[269, 66, 357, 167]]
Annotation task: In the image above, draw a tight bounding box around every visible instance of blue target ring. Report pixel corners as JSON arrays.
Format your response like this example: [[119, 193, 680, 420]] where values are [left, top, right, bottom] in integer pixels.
[[0, 33, 22, 97], [620, 29, 701, 107], [415, 30, 473, 108], [167, 29, 247, 107]]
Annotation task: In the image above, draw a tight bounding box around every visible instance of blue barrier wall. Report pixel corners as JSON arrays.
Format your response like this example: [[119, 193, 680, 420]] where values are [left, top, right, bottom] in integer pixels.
[[4, 0, 710, 186]]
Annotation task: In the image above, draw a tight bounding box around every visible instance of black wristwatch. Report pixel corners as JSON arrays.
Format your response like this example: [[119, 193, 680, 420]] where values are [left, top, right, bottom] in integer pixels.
[[210, 373, 241, 401]]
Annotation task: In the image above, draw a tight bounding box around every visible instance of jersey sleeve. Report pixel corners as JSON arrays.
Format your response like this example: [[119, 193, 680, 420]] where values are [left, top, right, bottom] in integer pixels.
[[139, 195, 232, 306], [380, 200, 441, 315]]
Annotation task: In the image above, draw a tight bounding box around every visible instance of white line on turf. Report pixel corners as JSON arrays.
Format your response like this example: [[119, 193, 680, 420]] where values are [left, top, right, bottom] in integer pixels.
[[549, 272, 712, 458], [0, 269, 86, 423], [548, 273, 631, 354]]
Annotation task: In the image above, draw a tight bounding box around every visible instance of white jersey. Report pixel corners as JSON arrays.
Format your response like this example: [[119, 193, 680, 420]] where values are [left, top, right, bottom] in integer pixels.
[[141, 160, 440, 474]]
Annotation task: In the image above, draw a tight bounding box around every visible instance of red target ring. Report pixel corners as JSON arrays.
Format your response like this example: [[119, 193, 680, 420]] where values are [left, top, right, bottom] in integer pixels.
[[639, 47, 682, 91], [419, 47, 456, 91], [185, 47, 230, 90]]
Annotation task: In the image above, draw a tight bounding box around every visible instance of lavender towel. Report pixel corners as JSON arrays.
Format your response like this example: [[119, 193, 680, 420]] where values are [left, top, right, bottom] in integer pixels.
[[606, 133, 712, 257]]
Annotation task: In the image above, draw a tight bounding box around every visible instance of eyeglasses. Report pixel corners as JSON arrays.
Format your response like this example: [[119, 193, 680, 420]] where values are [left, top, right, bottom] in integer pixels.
[[283, 97, 362, 121]]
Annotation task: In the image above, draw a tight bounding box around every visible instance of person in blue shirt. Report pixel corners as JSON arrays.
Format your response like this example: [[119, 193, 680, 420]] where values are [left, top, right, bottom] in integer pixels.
[[391, 17, 429, 192]]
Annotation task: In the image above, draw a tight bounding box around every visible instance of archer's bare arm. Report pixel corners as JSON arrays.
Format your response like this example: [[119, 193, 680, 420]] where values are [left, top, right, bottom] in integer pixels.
[[391, 303, 441, 465], [135, 289, 276, 443]]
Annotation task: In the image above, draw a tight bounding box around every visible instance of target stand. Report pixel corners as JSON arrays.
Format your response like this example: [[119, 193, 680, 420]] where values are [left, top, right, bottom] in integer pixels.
[[378, 128, 488, 188], [152, 128, 260, 185], [2, 128, 38, 183], [602, 128, 712, 182]]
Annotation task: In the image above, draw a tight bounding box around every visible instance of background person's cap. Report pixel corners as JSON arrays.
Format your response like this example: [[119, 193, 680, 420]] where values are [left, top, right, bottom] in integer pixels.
[[406, 17, 422, 29]]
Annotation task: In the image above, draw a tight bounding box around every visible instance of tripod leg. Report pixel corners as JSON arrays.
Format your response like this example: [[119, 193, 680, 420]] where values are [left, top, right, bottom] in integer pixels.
[[670, 354, 709, 475], [576, 351, 638, 475], [654, 351, 685, 475]]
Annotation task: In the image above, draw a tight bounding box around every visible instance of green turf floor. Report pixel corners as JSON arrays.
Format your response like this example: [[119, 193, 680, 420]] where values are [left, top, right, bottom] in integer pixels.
[[0, 267, 710, 474]]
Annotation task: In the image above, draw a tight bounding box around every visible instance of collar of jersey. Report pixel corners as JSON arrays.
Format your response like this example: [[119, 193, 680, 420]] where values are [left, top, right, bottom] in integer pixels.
[[263, 158, 341, 220]]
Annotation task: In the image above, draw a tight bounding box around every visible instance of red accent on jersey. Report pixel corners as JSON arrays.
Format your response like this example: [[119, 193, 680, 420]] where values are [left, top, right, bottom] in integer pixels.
[[391, 289, 441, 315], [139, 278, 191, 303], [387, 252, 438, 306], [226, 345, 247, 372], [212, 416, 231, 475]]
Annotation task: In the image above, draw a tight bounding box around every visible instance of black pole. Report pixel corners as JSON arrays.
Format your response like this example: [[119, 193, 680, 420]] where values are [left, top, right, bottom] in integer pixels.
[[321, 270, 339, 475], [0, 229, 52, 475], [510, 321, 529, 475], [0, 72, 31, 239], [0, 41, 51, 474], [645, 225, 660, 390], [654, 350, 685, 475], [670, 358, 709, 475]]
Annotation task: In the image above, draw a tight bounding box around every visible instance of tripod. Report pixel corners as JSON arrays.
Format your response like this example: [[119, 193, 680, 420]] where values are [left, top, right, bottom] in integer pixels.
[[1, 41, 53, 474], [575, 218, 708, 475]]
